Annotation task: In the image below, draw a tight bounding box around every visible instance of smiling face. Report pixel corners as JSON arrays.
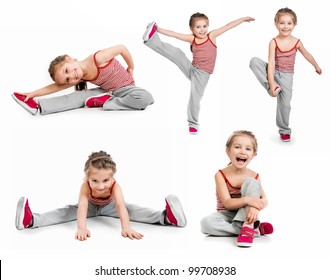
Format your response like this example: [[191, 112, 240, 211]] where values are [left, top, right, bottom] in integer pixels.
[[226, 135, 256, 169], [275, 13, 296, 37], [87, 167, 115, 197], [191, 18, 209, 39], [54, 56, 83, 86]]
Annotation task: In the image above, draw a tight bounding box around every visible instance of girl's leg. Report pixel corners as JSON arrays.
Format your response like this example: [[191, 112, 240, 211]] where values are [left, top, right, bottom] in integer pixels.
[[100, 201, 165, 224], [144, 32, 193, 79], [232, 178, 261, 229], [200, 210, 240, 236], [187, 68, 210, 130], [38, 88, 107, 115], [276, 72, 294, 135], [102, 86, 154, 110], [249, 57, 282, 96]]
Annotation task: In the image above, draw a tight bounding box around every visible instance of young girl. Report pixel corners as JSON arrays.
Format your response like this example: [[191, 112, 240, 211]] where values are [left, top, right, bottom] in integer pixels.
[[200, 131, 273, 247], [143, 13, 254, 134], [15, 151, 186, 241], [249, 7, 322, 142], [12, 45, 154, 115]]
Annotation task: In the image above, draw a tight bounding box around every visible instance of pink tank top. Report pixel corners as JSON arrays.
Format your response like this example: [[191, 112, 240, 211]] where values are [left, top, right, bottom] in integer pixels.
[[88, 52, 135, 91], [192, 34, 217, 74], [274, 38, 300, 72], [88, 180, 116, 206], [216, 170, 259, 211]]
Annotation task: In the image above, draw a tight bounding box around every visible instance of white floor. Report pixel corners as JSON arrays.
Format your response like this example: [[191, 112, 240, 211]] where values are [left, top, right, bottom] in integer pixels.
[[1, 0, 329, 279]]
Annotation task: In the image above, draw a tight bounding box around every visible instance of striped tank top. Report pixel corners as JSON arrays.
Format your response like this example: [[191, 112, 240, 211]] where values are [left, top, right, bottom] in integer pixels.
[[274, 38, 300, 72], [192, 34, 217, 74], [88, 180, 116, 206], [216, 170, 259, 211], [89, 52, 135, 91]]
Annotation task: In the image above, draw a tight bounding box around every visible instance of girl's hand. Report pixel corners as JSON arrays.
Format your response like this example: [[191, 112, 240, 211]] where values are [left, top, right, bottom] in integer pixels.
[[242, 16, 255, 23], [121, 228, 144, 240], [246, 197, 264, 210], [75, 228, 91, 241], [246, 207, 259, 224], [18, 92, 35, 102], [127, 67, 134, 77], [315, 66, 322, 75]]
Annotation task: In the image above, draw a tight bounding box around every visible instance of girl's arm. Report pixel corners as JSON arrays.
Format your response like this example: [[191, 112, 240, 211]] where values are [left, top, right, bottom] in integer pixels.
[[157, 27, 194, 43], [297, 41, 322, 74], [267, 39, 278, 96], [215, 172, 264, 210], [112, 183, 143, 240], [96, 45, 135, 74], [75, 182, 91, 241], [21, 83, 72, 102], [209, 16, 255, 40]]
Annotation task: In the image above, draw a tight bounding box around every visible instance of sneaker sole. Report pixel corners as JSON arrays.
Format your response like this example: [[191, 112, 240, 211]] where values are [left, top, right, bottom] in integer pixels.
[[237, 242, 253, 247], [15, 197, 27, 230], [143, 21, 156, 41], [165, 195, 187, 227], [12, 94, 38, 115]]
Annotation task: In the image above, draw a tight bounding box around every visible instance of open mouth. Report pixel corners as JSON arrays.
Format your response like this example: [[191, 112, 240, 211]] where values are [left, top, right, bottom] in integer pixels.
[[236, 157, 247, 163]]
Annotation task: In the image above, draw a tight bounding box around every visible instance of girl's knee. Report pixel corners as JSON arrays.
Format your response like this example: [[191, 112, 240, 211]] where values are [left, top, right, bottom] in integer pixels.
[[241, 178, 260, 194], [200, 216, 212, 233]]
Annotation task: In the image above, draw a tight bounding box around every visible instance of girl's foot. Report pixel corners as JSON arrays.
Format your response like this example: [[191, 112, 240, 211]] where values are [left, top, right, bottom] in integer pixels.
[[143, 21, 157, 42], [189, 127, 198, 135], [164, 195, 187, 227], [15, 197, 33, 230], [85, 93, 113, 108], [280, 133, 291, 142], [259, 222, 274, 235], [237, 226, 255, 247], [12, 93, 39, 115]]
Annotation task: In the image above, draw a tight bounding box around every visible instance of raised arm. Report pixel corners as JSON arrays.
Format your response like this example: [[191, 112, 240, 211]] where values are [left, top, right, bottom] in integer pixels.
[[96, 45, 135, 74], [75, 182, 91, 241], [209, 16, 255, 40], [157, 26, 194, 43], [297, 41, 322, 74], [112, 183, 143, 240]]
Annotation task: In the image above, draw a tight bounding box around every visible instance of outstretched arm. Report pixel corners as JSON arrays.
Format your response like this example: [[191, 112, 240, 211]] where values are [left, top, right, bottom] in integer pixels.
[[209, 16, 255, 40], [20, 83, 72, 102], [297, 41, 322, 74], [112, 183, 144, 240], [157, 26, 194, 43]]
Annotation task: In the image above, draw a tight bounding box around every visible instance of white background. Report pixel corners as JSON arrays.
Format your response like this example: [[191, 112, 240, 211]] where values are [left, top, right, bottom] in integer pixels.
[[1, 0, 329, 279]]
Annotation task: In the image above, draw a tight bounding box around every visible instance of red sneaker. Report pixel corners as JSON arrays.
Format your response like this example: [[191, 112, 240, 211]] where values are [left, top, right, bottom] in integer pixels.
[[237, 226, 255, 247], [189, 127, 198, 135], [143, 21, 157, 41], [258, 222, 274, 235], [15, 197, 33, 230], [85, 93, 112, 108], [12, 93, 38, 115], [280, 134, 291, 142], [164, 195, 187, 227]]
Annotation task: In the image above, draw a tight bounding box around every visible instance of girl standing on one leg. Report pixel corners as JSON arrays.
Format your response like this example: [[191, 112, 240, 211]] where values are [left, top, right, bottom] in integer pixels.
[[200, 130, 273, 247], [250, 7, 322, 142], [143, 13, 254, 134]]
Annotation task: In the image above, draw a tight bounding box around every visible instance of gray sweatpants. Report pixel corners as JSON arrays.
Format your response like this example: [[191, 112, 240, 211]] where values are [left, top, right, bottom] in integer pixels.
[[144, 32, 210, 130], [249, 57, 294, 135], [200, 178, 261, 236], [38, 86, 154, 115], [31, 200, 165, 228]]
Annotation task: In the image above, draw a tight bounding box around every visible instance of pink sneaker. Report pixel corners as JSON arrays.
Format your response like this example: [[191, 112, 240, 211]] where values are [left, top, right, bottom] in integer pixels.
[[85, 93, 112, 108], [15, 197, 33, 230], [259, 222, 274, 235], [12, 93, 39, 115], [189, 127, 198, 135], [237, 226, 255, 247], [280, 133, 291, 142], [164, 195, 187, 227], [143, 21, 157, 41]]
